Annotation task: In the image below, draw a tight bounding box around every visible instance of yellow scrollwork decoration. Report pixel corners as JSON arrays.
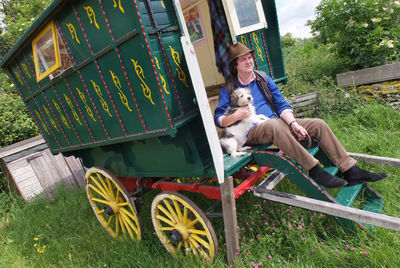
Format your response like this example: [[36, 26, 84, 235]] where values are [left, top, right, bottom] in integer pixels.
[[14, 71, 23, 85], [131, 59, 155, 105], [66, 23, 80, 44], [91, 80, 112, 117], [110, 70, 132, 112], [64, 94, 83, 126], [241, 35, 247, 46], [169, 45, 188, 88], [22, 64, 31, 79], [76, 87, 97, 122], [113, 0, 125, 13], [159, 74, 170, 94], [84, 6, 100, 30], [42, 105, 59, 132], [35, 110, 50, 135], [52, 99, 70, 129], [253, 33, 264, 62], [154, 56, 160, 69]]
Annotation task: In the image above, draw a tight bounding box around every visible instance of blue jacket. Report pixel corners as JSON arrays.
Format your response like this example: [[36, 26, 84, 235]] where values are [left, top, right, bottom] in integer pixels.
[[214, 72, 291, 128]]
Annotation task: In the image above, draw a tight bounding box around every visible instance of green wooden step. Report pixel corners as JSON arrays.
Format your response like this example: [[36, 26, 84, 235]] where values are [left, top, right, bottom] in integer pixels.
[[306, 145, 319, 156], [335, 184, 364, 207], [323, 165, 339, 176]]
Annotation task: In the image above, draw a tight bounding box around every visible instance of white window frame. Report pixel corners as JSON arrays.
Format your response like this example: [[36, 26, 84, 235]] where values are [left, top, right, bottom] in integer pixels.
[[222, 0, 267, 36]]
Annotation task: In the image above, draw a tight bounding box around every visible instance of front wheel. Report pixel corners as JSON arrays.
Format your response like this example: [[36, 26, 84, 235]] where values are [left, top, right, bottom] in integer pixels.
[[151, 191, 218, 261]]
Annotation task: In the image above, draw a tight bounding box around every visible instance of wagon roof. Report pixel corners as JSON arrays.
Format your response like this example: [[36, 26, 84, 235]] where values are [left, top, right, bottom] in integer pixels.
[[0, 0, 67, 68]]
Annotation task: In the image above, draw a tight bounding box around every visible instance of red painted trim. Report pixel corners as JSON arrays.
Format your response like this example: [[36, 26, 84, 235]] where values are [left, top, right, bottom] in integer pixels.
[[133, 0, 173, 128], [76, 70, 111, 139], [64, 78, 97, 143], [255, 150, 338, 204], [261, 32, 273, 78], [52, 85, 84, 145], [248, 34, 259, 70], [152, 179, 222, 200], [365, 183, 382, 199], [41, 92, 72, 146], [234, 166, 270, 198]]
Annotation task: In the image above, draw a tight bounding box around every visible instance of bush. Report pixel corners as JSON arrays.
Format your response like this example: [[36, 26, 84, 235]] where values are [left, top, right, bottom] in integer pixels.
[[309, 0, 400, 69], [0, 93, 39, 148]]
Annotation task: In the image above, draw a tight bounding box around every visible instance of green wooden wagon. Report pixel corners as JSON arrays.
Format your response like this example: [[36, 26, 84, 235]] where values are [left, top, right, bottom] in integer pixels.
[[2, 0, 398, 264]]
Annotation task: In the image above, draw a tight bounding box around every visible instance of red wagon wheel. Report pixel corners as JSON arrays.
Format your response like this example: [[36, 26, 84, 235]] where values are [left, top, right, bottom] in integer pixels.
[[151, 191, 218, 261], [85, 167, 142, 241]]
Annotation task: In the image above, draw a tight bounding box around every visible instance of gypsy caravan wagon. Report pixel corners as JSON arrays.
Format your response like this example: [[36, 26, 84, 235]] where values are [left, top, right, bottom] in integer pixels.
[[2, 0, 399, 264]]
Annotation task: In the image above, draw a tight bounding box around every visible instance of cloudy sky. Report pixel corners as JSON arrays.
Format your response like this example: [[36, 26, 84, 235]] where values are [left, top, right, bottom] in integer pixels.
[[275, 0, 322, 38]]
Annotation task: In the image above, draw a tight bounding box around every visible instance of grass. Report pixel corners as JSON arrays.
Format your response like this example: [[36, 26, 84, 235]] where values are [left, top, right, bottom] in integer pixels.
[[1, 39, 400, 267]]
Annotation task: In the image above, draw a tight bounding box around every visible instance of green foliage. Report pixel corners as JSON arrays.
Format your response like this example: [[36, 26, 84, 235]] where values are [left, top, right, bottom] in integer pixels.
[[280, 33, 299, 49], [308, 0, 400, 69], [0, 0, 53, 58], [0, 93, 39, 148]]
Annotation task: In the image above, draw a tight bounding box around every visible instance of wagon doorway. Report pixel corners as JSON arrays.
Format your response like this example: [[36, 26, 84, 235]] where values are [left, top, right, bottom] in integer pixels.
[[178, 0, 272, 96], [179, 0, 226, 94]]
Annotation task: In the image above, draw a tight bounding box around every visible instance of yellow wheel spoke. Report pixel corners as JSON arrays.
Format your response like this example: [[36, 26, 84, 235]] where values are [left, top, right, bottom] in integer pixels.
[[90, 175, 109, 198], [118, 202, 129, 207], [188, 237, 199, 256], [184, 240, 190, 255], [160, 227, 174, 231], [176, 241, 183, 252], [183, 206, 188, 226], [106, 215, 114, 227], [106, 177, 116, 200], [188, 228, 207, 236], [163, 199, 179, 223], [173, 200, 183, 222], [115, 214, 120, 235], [118, 214, 127, 235], [96, 173, 111, 197], [119, 207, 140, 227], [119, 214, 135, 240], [120, 211, 139, 236], [157, 204, 176, 223], [89, 184, 109, 201], [191, 233, 210, 250], [186, 218, 199, 229], [156, 214, 175, 227], [96, 209, 105, 215], [91, 197, 112, 206], [116, 190, 120, 203]]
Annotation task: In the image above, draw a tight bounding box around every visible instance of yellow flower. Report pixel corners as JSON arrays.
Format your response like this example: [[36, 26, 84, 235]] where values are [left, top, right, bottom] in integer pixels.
[[371, 18, 382, 23], [34, 244, 37, 247], [34, 238, 39, 241]]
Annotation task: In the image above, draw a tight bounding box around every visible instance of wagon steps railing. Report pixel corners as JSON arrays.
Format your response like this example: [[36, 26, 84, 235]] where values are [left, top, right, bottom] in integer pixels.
[[252, 145, 400, 232]]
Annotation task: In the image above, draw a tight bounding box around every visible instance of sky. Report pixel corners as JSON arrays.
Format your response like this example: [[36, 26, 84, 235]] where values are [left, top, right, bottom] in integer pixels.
[[275, 0, 322, 38]]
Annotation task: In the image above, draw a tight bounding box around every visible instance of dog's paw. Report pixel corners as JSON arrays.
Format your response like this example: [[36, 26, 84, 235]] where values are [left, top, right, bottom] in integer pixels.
[[240, 146, 251, 151], [231, 151, 247, 157]]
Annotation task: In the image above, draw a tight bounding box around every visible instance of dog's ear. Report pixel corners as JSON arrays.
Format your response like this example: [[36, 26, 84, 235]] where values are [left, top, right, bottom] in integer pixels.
[[230, 91, 239, 107]]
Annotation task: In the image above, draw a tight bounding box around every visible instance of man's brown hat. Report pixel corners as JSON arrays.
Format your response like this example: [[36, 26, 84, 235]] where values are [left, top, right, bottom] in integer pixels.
[[229, 42, 254, 65]]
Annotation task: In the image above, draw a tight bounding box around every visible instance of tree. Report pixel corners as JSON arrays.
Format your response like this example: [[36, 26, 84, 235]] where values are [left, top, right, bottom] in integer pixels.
[[308, 0, 400, 69]]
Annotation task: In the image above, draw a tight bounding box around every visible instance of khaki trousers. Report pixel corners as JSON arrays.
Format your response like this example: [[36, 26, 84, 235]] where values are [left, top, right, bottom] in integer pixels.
[[246, 118, 357, 172]]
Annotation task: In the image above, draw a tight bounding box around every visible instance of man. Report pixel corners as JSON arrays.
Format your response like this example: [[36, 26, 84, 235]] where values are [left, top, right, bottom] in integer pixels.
[[214, 42, 387, 188]]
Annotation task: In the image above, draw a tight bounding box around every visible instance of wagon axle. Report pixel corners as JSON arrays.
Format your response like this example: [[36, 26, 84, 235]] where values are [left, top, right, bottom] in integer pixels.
[[170, 229, 184, 246]]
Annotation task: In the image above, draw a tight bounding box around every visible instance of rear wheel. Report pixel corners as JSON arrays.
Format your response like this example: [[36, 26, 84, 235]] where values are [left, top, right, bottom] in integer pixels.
[[86, 167, 142, 241], [151, 191, 218, 261]]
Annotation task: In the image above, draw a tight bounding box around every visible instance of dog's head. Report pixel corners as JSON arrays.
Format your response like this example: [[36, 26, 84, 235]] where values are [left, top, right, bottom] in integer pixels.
[[230, 87, 253, 107]]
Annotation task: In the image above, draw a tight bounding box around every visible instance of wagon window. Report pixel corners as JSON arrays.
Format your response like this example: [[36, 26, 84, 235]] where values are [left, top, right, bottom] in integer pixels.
[[32, 21, 61, 82], [224, 0, 267, 36]]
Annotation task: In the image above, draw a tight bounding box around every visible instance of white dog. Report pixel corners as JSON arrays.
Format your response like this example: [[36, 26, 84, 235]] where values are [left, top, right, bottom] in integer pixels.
[[220, 87, 268, 157]]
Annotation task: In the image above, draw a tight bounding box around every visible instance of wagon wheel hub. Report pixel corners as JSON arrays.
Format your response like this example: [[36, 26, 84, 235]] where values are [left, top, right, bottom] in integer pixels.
[[107, 200, 120, 215], [171, 224, 189, 245]]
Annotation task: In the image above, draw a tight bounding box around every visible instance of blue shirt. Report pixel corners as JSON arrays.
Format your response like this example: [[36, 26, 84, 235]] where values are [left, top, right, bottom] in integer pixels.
[[214, 75, 292, 128]]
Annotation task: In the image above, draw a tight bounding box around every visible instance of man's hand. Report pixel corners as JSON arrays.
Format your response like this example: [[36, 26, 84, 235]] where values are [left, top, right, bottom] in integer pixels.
[[221, 106, 251, 127], [291, 122, 312, 148], [234, 106, 251, 121]]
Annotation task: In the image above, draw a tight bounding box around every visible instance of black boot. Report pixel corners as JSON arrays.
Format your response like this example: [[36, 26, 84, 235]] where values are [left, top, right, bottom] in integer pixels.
[[309, 164, 348, 188], [344, 165, 387, 186]]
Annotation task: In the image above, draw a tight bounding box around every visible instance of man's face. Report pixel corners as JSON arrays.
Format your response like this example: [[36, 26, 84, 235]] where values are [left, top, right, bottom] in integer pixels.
[[236, 53, 254, 75]]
